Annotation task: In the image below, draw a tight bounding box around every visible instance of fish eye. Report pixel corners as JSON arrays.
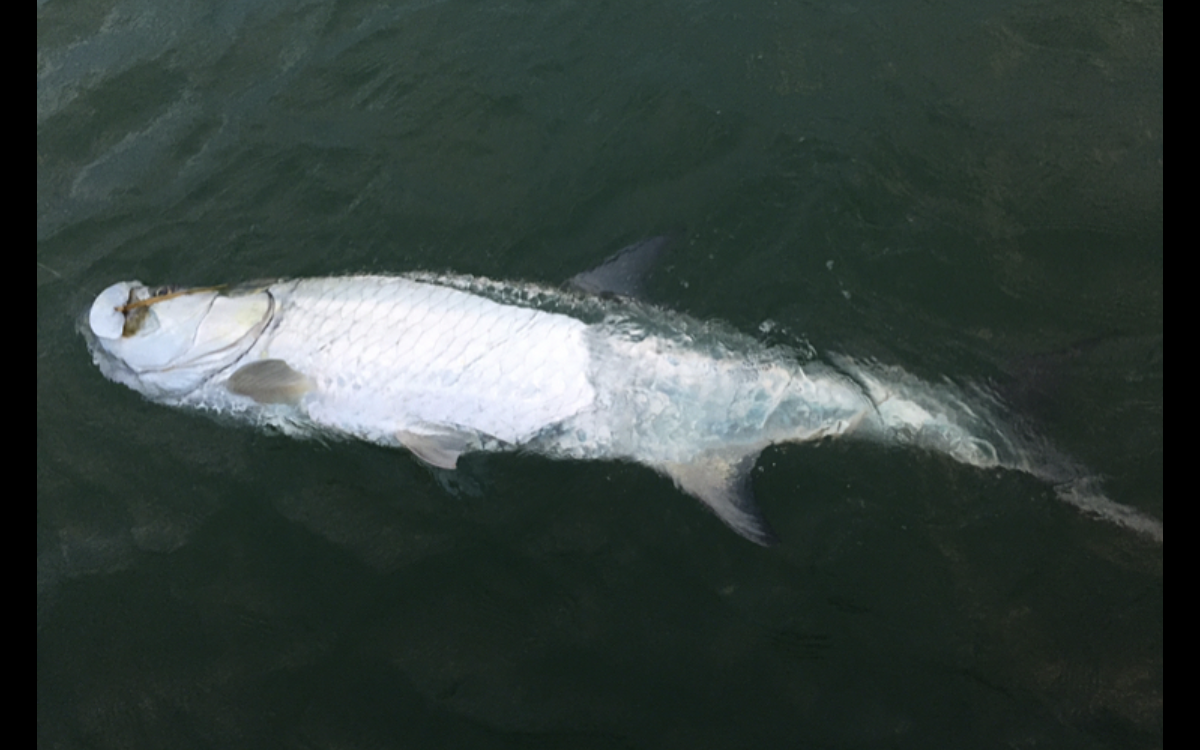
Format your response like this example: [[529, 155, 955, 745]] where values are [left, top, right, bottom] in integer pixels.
[[122, 289, 154, 337], [120, 286, 177, 338]]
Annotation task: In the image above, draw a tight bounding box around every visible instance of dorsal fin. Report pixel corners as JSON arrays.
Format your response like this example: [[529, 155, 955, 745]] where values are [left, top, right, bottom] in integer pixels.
[[569, 236, 673, 299]]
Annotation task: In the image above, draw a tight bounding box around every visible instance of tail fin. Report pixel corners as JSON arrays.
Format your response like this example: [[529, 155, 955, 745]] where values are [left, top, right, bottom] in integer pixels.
[[1054, 476, 1163, 542], [833, 355, 1163, 542]]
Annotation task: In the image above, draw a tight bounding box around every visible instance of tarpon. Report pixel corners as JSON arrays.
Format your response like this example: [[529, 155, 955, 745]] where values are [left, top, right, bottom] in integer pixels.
[[80, 243, 1163, 544]]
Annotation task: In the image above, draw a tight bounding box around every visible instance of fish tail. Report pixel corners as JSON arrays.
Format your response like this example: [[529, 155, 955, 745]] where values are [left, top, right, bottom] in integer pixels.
[[834, 355, 1164, 542]]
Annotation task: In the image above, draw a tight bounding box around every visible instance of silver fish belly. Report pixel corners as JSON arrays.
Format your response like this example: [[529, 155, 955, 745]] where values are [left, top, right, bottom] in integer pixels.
[[82, 272, 1163, 545]]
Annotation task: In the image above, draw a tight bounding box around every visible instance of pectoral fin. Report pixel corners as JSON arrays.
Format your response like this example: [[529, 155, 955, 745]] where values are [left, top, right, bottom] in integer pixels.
[[397, 427, 480, 470], [227, 359, 314, 404], [658, 450, 779, 546]]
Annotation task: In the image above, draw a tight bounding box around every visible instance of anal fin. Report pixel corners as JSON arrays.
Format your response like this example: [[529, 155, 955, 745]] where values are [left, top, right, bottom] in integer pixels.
[[658, 450, 779, 546]]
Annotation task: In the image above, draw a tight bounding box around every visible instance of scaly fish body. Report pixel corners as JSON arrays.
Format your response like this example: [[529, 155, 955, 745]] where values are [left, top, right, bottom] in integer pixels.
[[82, 265, 1162, 544], [237, 276, 598, 450]]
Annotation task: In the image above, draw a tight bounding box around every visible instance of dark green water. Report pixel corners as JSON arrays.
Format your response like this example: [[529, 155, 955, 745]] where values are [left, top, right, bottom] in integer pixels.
[[38, 1, 1162, 747]]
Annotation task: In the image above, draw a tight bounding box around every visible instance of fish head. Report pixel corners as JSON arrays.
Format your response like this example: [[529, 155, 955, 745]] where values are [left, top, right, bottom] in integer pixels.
[[83, 281, 274, 399]]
